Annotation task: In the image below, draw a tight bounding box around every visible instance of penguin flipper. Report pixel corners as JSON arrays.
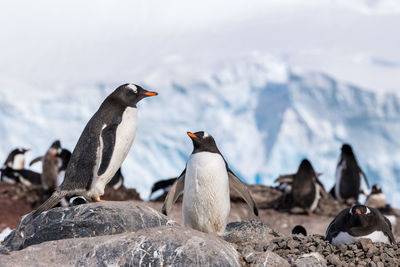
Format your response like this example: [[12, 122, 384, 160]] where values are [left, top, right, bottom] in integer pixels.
[[97, 124, 118, 176], [33, 190, 68, 216], [161, 170, 185, 215], [359, 167, 370, 189], [29, 156, 43, 166], [274, 174, 294, 184], [228, 168, 259, 216]]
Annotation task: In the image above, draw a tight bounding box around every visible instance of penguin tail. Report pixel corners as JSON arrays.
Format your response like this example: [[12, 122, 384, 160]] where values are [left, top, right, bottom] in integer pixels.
[[33, 190, 68, 217]]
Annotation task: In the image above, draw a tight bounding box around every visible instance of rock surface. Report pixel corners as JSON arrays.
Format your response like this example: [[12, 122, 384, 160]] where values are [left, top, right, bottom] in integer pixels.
[[0, 226, 241, 267], [3, 201, 177, 251]]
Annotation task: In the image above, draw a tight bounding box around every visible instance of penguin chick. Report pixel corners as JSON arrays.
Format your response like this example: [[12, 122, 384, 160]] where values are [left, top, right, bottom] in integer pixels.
[[33, 83, 157, 216], [162, 131, 258, 234]]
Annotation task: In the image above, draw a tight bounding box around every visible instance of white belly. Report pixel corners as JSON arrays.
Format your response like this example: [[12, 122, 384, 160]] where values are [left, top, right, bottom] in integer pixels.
[[183, 152, 230, 234], [365, 193, 387, 208], [309, 183, 320, 212], [12, 154, 25, 170], [88, 107, 137, 198], [332, 231, 389, 246], [335, 160, 345, 201]]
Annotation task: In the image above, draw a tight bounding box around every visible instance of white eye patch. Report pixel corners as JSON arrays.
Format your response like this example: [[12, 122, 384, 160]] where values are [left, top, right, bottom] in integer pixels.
[[365, 207, 371, 214], [127, 84, 138, 93], [203, 132, 209, 138]]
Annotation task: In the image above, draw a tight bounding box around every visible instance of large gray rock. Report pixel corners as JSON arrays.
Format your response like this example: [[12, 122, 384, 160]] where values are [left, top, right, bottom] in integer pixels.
[[2, 201, 177, 251], [294, 252, 328, 267], [251, 251, 290, 267], [223, 219, 281, 245], [0, 226, 240, 267]]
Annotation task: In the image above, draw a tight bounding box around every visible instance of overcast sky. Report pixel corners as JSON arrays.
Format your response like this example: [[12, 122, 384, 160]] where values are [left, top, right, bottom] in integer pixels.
[[0, 0, 399, 92]]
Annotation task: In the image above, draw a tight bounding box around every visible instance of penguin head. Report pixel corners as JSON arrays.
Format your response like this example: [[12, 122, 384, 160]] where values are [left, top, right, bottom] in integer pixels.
[[13, 148, 30, 155], [187, 131, 220, 154], [292, 225, 307, 236], [371, 184, 382, 194], [297, 159, 316, 179], [114, 83, 158, 107], [349, 205, 374, 226], [341, 144, 354, 156]]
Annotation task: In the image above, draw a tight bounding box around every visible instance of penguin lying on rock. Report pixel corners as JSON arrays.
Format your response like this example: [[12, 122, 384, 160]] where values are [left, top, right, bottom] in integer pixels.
[[329, 144, 369, 204], [162, 131, 258, 234], [33, 83, 157, 216], [274, 159, 327, 215], [325, 204, 395, 246], [0, 166, 41, 186]]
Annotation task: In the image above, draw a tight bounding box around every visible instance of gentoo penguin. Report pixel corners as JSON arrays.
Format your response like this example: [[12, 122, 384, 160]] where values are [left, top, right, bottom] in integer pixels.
[[41, 140, 62, 191], [106, 167, 124, 190], [325, 204, 395, 246], [162, 131, 258, 234], [365, 184, 386, 208], [33, 83, 157, 216], [1, 148, 30, 183], [68, 196, 89, 207], [149, 177, 177, 198], [0, 166, 41, 186], [274, 159, 327, 214], [330, 144, 369, 203], [292, 225, 307, 236]]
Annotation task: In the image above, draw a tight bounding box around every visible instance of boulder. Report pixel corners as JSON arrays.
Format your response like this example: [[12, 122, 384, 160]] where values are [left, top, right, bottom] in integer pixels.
[[3, 201, 177, 251], [223, 219, 281, 245], [0, 226, 240, 267], [251, 251, 290, 267]]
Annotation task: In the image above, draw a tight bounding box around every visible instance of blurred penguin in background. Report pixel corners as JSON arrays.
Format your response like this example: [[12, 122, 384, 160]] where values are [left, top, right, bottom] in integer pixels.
[[365, 184, 386, 208], [329, 144, 369, 204], [1, 148, 30, 183]]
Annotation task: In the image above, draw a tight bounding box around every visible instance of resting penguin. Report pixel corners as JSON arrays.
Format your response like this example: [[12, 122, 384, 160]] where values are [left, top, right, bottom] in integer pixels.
[[365, 184, 386, 208], [0, 166, 41, 186], [1, 148, 30, 183], [33, 83, 157, 216], [274, 159, 327, 215], [162, 131, 258, 234], [325, 204, 395, 246], [329, 144, 369, 203]]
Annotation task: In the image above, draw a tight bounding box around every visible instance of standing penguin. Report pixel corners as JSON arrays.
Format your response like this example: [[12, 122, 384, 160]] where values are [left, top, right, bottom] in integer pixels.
[[275, 159, 326, 215], [162, 131, 258, 234], [330, 144, 369, 203], [1, 148, 30, 183], [325, 204, 395, 245], [40, 140, 62, 191], [33, 83, 157, 215]]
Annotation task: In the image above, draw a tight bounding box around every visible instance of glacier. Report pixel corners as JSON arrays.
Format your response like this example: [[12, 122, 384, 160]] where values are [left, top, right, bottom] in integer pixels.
[[0, 56, 399, 205]]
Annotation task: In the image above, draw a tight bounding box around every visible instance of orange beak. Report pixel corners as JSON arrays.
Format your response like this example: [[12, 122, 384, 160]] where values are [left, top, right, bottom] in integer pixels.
[[356, 210, 362, 215], [144, 91, 158, 96], [187, 132, 197, 138]]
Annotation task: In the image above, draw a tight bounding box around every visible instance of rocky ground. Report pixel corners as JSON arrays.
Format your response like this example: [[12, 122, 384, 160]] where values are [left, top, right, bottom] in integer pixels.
[[0, 182, 400, 266]]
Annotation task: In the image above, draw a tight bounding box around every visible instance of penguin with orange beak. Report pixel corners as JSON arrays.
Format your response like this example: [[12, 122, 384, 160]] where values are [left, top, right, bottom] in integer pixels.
[[162, 131, 258, 234], [325, 204, 394, 246], [33, 83, 157, 216]]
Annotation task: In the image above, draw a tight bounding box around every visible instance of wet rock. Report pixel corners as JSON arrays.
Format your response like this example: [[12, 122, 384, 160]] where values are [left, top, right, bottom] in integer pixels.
[[2, 201, 177, 251], [0, 226, 240, 267]]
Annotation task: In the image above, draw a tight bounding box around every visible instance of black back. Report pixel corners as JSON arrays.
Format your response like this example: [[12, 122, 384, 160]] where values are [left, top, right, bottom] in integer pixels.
[[0, 166, 41, 185], [337, 144, 364, 200], [325, 204, 395, 244], [292, 159, 317, 209], [61, 84, 155, 191]]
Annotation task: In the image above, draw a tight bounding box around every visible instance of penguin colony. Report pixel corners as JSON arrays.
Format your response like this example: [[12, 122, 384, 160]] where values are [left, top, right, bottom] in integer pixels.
[[0, 83, 396, 246]]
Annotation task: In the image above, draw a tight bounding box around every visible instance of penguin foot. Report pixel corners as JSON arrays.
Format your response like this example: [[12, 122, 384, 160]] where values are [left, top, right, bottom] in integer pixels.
[[307, 212, 313, 217], [93, 196, 106, 202]]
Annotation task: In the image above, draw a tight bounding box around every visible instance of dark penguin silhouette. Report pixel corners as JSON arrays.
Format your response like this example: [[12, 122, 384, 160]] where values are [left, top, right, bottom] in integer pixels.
[[0, 166, 41, 185], [106, 168, 124, 190], [330, 144, 369, 203], [33, 84, 157, 216], [292, 225, 307, 236], [275, 159, 327, 214], [325, 204, 394, 246], [162, 131, 258, 234], [41, 140, 62, 190], [149, 177, 177, 198], [1, 148, 30, 183]]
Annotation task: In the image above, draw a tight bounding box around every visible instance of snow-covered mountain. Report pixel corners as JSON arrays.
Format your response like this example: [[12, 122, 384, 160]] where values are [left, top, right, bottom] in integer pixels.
[[1, 55, 400, 204]]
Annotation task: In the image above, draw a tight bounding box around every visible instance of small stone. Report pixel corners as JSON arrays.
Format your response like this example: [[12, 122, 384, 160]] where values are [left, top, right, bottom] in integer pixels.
[[359, 238, 373, 252], [309, 245, 316, 252], [376, 262, 384, 267], [339, 244, 347, 253], [369, 262, 377, 267], [367, 247, 379, 258], [344, 250, 354, 257], [372, 256, 380, 263], [244, 252, 255, 263]]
